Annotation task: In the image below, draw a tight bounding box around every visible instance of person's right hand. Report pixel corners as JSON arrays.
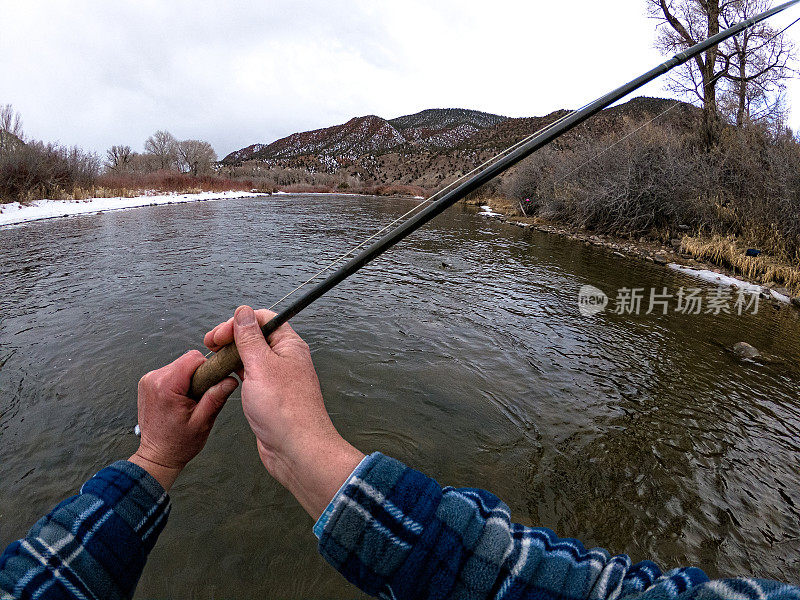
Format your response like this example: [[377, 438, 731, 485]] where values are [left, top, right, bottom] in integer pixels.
[[204, 306, 335, 467], [204, 305, 364, 518]]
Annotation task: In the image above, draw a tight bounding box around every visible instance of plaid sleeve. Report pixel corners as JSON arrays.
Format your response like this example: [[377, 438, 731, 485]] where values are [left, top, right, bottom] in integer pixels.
[[0, 460, 170, 600], [317, 452, 800, 600]]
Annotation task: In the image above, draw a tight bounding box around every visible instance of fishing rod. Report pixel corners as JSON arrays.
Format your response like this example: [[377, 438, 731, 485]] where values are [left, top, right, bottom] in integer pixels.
[[188, 0, 800, 399]]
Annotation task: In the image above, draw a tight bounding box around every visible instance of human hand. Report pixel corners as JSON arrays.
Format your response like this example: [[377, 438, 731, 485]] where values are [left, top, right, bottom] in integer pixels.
[[204, 306, 364, 518], [130, 350, 238, 491]]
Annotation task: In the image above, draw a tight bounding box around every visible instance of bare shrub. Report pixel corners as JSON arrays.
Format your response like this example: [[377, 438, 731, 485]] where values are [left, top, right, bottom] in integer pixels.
[[0, 141, 100, 202], [368, 184, 427, 197], [510, 121, 800, 261], [0, 104, 24, 152]]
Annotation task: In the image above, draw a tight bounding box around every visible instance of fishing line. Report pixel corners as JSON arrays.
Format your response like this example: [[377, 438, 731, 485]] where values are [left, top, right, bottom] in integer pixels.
[[274, 5, 799, 278], [554, 16, 800, 186], [189, 0, 800, 399], [740, 15, 800, 54], [201, 109, 585, 359], [556, 100, 683, 184], [202, 14, 799, 359], [264, 106, 588, 312]]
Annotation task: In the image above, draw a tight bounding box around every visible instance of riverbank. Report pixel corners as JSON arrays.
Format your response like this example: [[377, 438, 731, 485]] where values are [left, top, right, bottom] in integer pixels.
[[0, 190, 270, 227], [470, 197, 800, 310], [0, 190, 429, 228]]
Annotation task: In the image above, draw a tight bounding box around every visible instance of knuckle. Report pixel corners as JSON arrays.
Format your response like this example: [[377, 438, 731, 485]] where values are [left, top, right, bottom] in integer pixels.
[[151, 372, 168, 390], [139, 372, 154, 389]]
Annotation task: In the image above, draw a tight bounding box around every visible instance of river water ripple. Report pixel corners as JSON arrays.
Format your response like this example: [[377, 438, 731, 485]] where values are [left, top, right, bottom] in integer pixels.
[[1, 195, 798, 597]]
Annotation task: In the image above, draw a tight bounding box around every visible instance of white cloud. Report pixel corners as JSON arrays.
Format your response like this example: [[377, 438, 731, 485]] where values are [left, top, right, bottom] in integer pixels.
[[1, 0, 798, 158]]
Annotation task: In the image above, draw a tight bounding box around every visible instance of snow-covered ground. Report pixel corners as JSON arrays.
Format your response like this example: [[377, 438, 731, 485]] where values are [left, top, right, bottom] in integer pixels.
[[668, 263, 791, 303], [0, 191, 267, 227]]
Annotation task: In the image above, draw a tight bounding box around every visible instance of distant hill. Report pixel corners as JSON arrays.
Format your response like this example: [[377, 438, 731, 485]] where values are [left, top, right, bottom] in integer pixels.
[[223, 108, 508, 165], [222, 98, 700, 190]]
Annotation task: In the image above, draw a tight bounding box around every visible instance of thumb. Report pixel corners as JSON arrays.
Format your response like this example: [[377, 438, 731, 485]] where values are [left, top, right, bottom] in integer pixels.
[[233, 305, 272, 374]]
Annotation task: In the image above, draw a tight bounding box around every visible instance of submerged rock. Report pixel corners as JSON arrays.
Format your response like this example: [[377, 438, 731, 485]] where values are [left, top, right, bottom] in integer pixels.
[[732, 342, 761, 359]]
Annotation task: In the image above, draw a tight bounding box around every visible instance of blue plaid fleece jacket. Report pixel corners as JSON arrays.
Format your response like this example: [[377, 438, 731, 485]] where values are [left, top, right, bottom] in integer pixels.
[[2, 453, 798, 600]]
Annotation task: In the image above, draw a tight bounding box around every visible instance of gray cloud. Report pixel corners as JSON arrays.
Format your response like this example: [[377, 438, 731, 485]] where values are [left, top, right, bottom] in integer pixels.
[[1, 1, 798, 159]]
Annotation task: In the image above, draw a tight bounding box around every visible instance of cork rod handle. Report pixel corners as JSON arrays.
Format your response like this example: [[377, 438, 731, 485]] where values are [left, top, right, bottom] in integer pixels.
[[188, 317, 282, 400]]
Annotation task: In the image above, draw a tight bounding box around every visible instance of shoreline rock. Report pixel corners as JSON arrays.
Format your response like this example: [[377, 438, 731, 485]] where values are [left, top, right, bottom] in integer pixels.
[[732, 342, 761, 359]]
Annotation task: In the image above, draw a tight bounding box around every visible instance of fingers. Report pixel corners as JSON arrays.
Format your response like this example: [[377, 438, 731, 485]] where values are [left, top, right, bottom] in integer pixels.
[[203, 318, 232, 351], [160, 350, 207, 395], [192, 376, 238, 426], [233, 306, 273, 375], [204, 309, 276, 352]]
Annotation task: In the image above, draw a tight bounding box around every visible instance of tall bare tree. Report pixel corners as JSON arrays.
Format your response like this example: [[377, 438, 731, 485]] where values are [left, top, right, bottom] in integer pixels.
[[719, 0, 795, 128], [177, 139, 217, 176], [0, 104, 24, 152], [105, 145, 134, 172], [144, 130, 178, 170], [647, 0, 795, 143]]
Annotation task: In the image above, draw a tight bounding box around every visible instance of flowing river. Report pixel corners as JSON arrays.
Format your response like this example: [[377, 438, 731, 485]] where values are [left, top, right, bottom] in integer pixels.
[[1, 195, 799, 597]]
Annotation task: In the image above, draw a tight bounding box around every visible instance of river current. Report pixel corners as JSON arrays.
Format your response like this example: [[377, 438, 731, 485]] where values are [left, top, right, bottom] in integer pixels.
[[1, 195, 798, 597]]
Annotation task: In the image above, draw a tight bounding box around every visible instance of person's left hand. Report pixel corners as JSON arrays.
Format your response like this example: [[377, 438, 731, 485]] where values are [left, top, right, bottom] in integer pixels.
[[129, 350, 238, 491]]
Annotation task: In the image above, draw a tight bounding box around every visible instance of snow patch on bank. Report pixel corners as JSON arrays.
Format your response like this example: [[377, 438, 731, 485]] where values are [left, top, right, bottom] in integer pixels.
[[0, 190, 267, 227], [479, 205, 503, 217], [668, 263, 791, 303]]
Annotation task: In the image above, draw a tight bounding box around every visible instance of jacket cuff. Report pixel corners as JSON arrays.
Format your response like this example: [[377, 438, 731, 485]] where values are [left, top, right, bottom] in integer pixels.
[[0, 460, 171, 600], [313, 455, 371, 539], [81, 460, 172, 552], [316, 452, 441, 597]]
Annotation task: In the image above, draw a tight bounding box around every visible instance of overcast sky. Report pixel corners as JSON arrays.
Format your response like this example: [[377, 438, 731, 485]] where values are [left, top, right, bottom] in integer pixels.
[[2, 1, 799, 158]]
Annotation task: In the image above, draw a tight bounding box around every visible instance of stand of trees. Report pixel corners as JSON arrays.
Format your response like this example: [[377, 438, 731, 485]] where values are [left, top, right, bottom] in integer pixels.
[[0, 104, 101, 202], [106, 130, 217, 177], [0, 106, 230, 202], [647, 0, 795, 145], [509, 0, 800, 269]]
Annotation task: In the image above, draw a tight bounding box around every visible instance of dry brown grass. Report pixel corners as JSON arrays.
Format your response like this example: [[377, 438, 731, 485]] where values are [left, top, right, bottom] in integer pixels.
[[680, 235, 800, 294]]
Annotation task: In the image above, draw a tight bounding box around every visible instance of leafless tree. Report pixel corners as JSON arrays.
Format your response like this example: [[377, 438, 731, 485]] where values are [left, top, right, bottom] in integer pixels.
[[105, 144, 133, 172], [144, 130, 178, 170], [646, 0, 795, 143], [718, 0, 795, 128], [0, 104, 24, 152], [127, 152, 158, 174], [177, 139, 217, 176]]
